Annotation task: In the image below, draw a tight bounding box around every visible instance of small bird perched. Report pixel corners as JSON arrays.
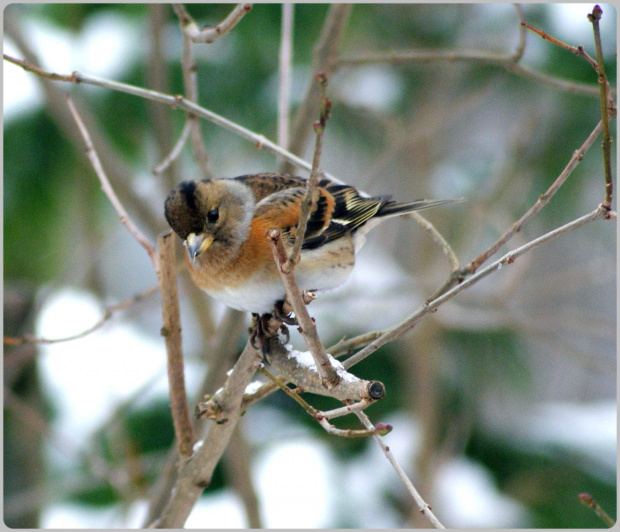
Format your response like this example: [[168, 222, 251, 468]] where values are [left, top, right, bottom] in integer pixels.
[[164, 172, 455, 317]]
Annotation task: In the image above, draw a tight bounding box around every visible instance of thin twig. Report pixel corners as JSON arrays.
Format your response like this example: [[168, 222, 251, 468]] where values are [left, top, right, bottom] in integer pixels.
[[173, 4, 211, 179], [337, 50, 603, 98], [66, 96, 160, 274], [3, 54, 345, 184], [344, 206, 611, 369], [3, 54, 77, 82], [463, 119, 603, 275], [588, 5, 614, 209], [153, 119, 193, 176], [267, 229, 341, 388], [285, 73, 331, 272], [578, 493, 616, 527], [408, 211, 460, 273], [158, 232, 195, 458], [283, 4, 351, 172], [3, 285, 159, 346], [356, 411, 445, 529], [521, 21, 599, 70], [277, 3, 294, 152]]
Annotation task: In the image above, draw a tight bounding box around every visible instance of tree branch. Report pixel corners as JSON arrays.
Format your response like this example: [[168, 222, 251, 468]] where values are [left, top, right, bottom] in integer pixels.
[[66, 96, 160, 274], [267, 228, 341, 388], [151, 340, 262, 528], [285, 73, 331, 272], [283, 4, 351, 172], [344, 206, 612, 369], [587, 5, 614, 208], [277, 3, 294, 152], [3, 54, 345, 184], [174, 3, 252, 44], [356, 410, 445, 528], [3, 285, 158, 346], [462, 119, 604, 276], [157, 232, 195, 458]]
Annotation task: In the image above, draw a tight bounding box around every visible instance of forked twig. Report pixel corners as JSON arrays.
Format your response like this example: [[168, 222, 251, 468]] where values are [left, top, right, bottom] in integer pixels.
[[344, 206, 612, 369], [174, 3, 252, 44], [257, 364, 389, 438]]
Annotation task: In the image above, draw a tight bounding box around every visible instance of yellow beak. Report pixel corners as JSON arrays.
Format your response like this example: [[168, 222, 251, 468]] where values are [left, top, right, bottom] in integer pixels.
[[185, 232, 214, 262]]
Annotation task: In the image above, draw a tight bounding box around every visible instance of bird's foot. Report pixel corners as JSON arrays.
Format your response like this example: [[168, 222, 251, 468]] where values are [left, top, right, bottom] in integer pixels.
[[249, 313, 289, 356], [273, 300, 297, 325]]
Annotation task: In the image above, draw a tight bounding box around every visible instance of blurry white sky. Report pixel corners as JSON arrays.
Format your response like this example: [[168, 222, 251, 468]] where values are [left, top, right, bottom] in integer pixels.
[[3, 3, 616, 528]]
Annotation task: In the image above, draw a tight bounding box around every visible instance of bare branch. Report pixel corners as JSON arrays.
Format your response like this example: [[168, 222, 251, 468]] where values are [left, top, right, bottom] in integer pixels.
[[587, 5, 614, 208], [158, 232, 195, 458], [151, 340, 262, 528], [337, 50, 603, 98], [4, 54, 346, 184], [285, 74, 331, 272], [356, 411, 445, 528], [408, 211, 460, 273], [153, 119, 192, 176], [521, 21, 598, 68], [66, 96, 160, 274], [175, 3, 252, 44], [267, 228, 341, 388], [257, 364, 386, 438], [3, 285, 158, 346], [277, 3, 294, 151], [173, 5, 211, 179], [284, 4, 351, 172], [344, 206, 612, 369], [463, 119, 603, 276]]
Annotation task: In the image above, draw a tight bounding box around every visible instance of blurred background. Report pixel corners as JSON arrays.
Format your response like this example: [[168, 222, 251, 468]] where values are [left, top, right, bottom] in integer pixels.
[[3, 3, 616, 528]]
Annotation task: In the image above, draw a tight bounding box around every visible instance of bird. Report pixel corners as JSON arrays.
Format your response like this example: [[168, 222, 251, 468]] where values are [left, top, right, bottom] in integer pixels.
[[164, 172, 457, 317]]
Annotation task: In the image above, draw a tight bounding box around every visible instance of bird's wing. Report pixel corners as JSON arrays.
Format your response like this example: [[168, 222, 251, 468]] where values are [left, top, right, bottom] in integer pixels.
[[252, 183, 341, 248], [233, 173, 308, 203]]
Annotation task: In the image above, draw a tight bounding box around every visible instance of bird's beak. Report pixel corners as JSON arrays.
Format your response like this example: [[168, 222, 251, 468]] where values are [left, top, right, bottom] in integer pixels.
[[185, 232, 214, 262]]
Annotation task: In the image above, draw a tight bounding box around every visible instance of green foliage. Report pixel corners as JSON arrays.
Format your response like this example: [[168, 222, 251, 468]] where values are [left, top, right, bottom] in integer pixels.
[[466, 430, 617, 528]]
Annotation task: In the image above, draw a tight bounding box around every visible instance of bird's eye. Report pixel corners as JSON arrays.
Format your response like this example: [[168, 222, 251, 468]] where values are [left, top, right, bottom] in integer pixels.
[[207, 209, 219, 223]]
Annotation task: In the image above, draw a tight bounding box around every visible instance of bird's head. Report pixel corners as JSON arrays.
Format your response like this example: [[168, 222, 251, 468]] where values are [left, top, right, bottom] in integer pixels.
[[164, 179, 254, 262]]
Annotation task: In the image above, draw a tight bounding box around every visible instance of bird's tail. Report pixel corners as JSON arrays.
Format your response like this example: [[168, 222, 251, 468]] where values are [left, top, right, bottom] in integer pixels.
[[377, 197, 464, 218]]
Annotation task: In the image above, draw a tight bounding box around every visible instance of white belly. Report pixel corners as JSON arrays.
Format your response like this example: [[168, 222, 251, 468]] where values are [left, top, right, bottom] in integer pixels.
[[206, 239, 355, 314]]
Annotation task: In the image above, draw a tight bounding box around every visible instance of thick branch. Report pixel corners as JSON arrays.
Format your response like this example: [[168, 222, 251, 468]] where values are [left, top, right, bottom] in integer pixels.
[[158, 232, 194, 458], [151, 340, 262, 528]]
